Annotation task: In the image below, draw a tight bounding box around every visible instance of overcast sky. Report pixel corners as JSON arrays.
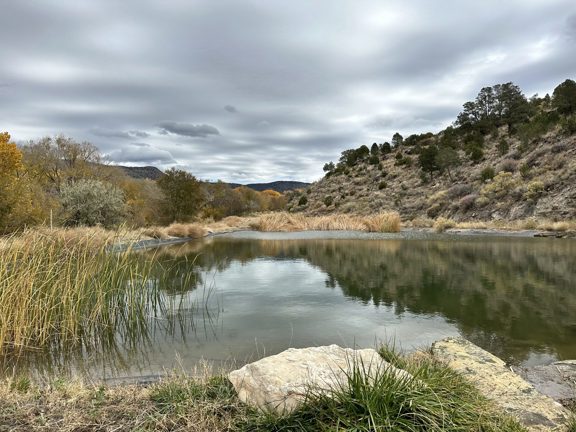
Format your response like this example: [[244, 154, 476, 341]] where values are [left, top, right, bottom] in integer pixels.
[[1, 1, 575, 183]]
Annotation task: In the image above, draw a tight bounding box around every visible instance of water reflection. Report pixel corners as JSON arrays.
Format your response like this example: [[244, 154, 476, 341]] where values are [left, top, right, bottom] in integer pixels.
[[155, 235, 576, 364], [4, 234, 576, 379]]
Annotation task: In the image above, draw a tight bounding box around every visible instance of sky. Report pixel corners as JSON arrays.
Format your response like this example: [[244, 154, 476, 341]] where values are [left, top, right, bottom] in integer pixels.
[[1, 1, 575, 183]]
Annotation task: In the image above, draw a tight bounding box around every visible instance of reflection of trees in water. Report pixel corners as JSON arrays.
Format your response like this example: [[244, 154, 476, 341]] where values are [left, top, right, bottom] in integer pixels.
[[159, 237, 576, 363]]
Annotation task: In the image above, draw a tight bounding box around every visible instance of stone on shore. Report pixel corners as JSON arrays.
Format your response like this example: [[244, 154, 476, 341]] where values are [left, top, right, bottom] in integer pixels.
[[432, 337, 571, 431], [228, 344, 412, 415]]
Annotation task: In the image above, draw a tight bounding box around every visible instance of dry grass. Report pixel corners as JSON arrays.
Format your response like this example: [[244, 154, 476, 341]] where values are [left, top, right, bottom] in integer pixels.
[[253, 212, 402, 233], [433, 217, 457, 233], [165, 223, 207, 238], [448, 218, 576, 232], [0, 374, 248, 432]]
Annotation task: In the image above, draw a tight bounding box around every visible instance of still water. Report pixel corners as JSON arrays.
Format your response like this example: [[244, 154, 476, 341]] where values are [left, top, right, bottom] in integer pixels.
[[7, 231, 576, 382]]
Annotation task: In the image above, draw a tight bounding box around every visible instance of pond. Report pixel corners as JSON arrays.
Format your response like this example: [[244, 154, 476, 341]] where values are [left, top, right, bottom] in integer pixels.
[[4, 231, 576, 382]]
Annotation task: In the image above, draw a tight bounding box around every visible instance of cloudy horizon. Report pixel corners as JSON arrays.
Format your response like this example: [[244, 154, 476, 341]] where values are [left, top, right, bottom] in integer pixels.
[[1, 1, 575, 183]]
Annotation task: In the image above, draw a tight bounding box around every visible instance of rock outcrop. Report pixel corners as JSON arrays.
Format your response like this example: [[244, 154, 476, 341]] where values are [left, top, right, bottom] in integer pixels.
[[432, 337, 571, 431], [228, 344, 411, 414]]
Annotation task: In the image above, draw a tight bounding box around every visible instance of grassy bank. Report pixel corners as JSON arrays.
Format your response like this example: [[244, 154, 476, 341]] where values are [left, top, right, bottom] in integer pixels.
[[0, 347, 541, 432]]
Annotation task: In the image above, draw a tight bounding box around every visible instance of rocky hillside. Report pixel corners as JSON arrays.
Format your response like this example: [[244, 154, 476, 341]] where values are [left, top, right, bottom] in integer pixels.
[[287, 80, 576, 222]]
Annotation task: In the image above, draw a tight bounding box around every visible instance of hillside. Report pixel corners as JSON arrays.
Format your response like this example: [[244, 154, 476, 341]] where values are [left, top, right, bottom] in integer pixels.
[[118, 165, 164, 180], [227, 180, 311, 193], [287, 80, 576, 223]]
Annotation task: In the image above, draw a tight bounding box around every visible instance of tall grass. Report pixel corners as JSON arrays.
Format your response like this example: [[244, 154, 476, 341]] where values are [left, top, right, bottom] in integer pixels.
[[0, 231, 193, 356], [254, 212, 401, 233]]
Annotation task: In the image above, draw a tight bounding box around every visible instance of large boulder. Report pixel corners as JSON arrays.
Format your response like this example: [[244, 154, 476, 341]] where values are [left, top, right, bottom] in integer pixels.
[[432, 337, 571, 431], [228, 344, 411, 414]]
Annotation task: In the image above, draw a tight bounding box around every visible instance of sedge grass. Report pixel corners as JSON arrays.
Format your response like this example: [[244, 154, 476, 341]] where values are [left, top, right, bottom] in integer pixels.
[[0, 231, 195, 356]]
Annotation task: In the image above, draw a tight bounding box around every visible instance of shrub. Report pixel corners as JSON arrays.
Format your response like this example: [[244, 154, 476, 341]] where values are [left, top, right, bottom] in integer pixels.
[[323, 196, 333, 207], [458, 194, 478, 212], [298, 195, 308, 206], [60, 179, 125, 228], [447, 184, 472, 199], [480, 172, 519, 199], [523, 180, 544, 201], [561, 115, 576, 135], [497, 138, 510, 156], [378, 181, 387, 190], [480, 167, 495, 182], [498, 159, 517, 173], [369, 155, 380, 165], [468, 146, 484, 163], [519, 163, 531, 179]]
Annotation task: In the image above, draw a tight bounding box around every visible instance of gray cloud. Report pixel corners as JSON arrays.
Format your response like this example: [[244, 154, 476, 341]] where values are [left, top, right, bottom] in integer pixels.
[[91, 128, 149, 139], [107, 143, 176, 165], [157, 121, 220, 138], [1, 0, 575, 183]]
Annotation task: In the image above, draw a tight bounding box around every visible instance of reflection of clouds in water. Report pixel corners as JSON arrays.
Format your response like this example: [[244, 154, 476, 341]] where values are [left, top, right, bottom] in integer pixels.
[[9, 235, 576, 381]]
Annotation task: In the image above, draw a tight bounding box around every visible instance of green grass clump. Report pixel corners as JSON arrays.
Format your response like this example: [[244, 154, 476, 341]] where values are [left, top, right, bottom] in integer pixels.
[[238, 347, 526, 431]]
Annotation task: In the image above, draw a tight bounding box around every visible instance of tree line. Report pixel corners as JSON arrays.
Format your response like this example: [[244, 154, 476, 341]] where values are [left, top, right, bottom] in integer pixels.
[[0, 134, 286, 233], [322, 78, 576, 181]]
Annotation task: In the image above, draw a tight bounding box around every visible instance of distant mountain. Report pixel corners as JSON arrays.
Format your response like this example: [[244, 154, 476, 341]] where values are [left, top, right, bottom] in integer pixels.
[[117, 165, 309, 193], [118, 165, 164, 180], [227, 181, 311, 193]]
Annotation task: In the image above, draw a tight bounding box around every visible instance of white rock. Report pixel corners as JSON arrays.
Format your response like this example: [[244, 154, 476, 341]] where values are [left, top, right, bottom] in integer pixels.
[[432, 337, 571, 432], [228, 344, 411, 414]]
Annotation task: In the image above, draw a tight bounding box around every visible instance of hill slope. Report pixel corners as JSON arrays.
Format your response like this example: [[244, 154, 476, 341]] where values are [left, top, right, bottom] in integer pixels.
[[227, 181, 310, 193], [287, 130, 576, 222]]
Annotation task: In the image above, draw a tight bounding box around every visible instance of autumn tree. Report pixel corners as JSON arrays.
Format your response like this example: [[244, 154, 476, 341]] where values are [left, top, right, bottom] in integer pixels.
[[0, 132, 24, 229], [21, 136, 104, 193], [0, 132, 48, 232], [157, 168, 203, 222]]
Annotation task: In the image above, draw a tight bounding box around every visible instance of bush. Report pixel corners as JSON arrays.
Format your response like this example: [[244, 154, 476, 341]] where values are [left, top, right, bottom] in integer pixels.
[[561, 115, 576, 135], [519, 163, 531, 179], [323, 196, 333, 207], [480, 167, 495, 182], [298, 195, 308, 206], [523, 180, 544, 201], [498, 159, 517, 173], [480, 172, 519, 199], [378, 181, 387, 190], [458, 194, 478, 212], [497, 138, 510, 156], [369, 155, 380, 165], [468, 146, 484, 163], [60, 179, 125, 227], [447, 184, 472, 199]]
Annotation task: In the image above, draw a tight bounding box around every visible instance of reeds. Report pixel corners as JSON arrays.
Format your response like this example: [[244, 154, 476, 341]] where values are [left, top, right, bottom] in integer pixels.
[[0, 231, 193, 355], [253, 212, 402, 233]]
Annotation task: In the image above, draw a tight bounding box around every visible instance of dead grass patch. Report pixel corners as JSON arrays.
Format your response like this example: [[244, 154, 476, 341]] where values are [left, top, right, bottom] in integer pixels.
[[254, 212, 402, 233]]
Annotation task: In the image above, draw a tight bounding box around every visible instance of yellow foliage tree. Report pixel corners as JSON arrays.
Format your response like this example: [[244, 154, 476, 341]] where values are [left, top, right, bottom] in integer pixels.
[[0, 132, 51, 232]]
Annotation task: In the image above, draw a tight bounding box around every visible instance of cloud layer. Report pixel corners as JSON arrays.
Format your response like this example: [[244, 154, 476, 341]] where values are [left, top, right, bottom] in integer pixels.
[[1, 1, 575, 182]]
